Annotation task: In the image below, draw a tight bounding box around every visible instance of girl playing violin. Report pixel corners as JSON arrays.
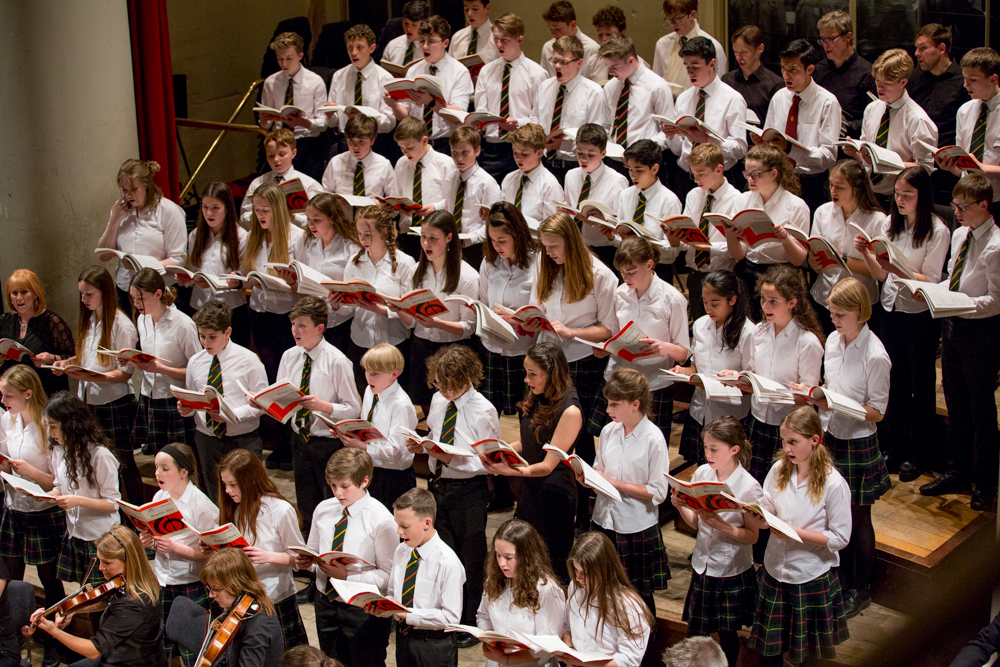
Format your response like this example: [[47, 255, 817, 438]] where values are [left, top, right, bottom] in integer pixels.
[[200, 548, 284, 667], [29, 525, 166, 667]]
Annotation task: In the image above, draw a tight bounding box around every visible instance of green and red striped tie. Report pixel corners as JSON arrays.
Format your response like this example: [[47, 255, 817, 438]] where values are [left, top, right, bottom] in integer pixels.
[[614, 78, 631, 144], [401, 548, 420, 607], [206, 355, 226, 437], [331, 507, 349, 551], [547, 84, 565, 158], [499, 63, 511, 139]]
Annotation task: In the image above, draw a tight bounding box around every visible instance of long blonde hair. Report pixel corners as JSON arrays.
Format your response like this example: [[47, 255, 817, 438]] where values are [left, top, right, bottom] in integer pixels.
[[536, 212, 594, 304], [243, 183, 294, 274], [773, 406, 834, 504], [200, 548, 276, 616], [0, 366, 48, 453], [94, 525, 161, 604], [76, 266, 120, 367]]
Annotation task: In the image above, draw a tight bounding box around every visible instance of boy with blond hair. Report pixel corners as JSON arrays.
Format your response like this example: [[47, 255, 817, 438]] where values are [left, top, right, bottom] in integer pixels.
[[240, 128, 323, 229]]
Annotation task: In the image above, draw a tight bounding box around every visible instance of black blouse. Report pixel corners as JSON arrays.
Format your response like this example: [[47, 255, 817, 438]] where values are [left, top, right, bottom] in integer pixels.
[[0, 310, 74, 397], [0, 560, 19, 662], [89, 589, 166, 667], [218, 609, 284, 667], [517, 390, 589, 497]]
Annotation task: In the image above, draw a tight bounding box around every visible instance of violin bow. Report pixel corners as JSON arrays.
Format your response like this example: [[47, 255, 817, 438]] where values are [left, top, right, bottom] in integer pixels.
[[80, 557, 98, 590]]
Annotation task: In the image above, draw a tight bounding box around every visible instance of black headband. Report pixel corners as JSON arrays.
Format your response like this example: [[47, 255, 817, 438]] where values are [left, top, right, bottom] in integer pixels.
[[161, 444, 194, 476]]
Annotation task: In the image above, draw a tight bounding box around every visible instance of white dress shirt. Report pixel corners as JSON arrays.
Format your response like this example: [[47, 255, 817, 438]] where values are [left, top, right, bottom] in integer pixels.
[[449, 19, 500, 64], [956, 94, 1000, 201], [342, 251, 417, 347], [809, 204, 888, 308], [761, 461, 852, 584], [606, 276, 690, 390], [879, 216, 950, 313], [446, 164, 501, 244], [1, 413, 51, 512], [764, 80, 841, 175], [238, 495, 305, 603], [307, 492, 398, 595], [185, 342, 268, 437], [500, 166, 564, 223], [247, 225, 306, 314], [476, 578, 565, 667], [540, 28, 602, 81], [479, 252, 537, 356], [393, 148, 458, 229], [689, 315, 755, 424], [327, 60, 396, 133], [593, 416, 670, 533], [735, 187, 811, 265], [240, 168, 324, 229], [426, 386, 499, 479], [652, 22, 727, 95], [603, 65, 675, 149], [670, 76, 748, 171], [294, 232, 363, 328], [382, 35, 420, 68], [187, 226, 249, 310], [941, 218, 1000, 319], [151, 482, 218, 586], [475, 54, 549, 142], [137, 306, 202, 399], [748, 319, 824, 425], [563, 583, 650, 667], [535, 74, 611, 162], [403, 55, 474, 141], [859, 92, 938, 194], [362, 381, 419, 471], [412, 261, 479, 342], [78, 310, 136, 405], [260, 67, 329, 138], [51, 444, 121, 540], [821, 325, 890, 439], [616, 181, 683, 264], [277, 339, 360, 438], [111, 198, 188, 291], [566, 164, 630, 248], [322, 150, 396, 200], [690, 463, 763, 577], [530, 253, 619, 363], [680, 180, 742, 271], [387, 532, 466, 629]]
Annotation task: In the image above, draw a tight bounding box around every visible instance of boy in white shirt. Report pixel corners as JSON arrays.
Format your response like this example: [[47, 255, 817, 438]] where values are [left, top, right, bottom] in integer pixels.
[[381, 1, 429, 67], [500, 123, 564, 226], [326, 24, 396, 140], [449, 0, 500, 78], [259, 32, 329, 180], [539, 1, 602, 82], [322, 115, 395, 200], [240, 128, 324, 229], [446, 126, 501, 269], [652, 0, 727, 97], [179, 301, 268, 500]]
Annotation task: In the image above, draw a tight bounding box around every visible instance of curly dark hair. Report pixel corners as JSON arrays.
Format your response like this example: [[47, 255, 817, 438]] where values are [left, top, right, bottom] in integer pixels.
[[43, 391, 117, 491], [516, 343, 574, 439]]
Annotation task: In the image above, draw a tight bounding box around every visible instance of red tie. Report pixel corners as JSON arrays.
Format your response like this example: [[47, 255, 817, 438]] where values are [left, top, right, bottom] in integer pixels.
[[785, 94, 801, 140]]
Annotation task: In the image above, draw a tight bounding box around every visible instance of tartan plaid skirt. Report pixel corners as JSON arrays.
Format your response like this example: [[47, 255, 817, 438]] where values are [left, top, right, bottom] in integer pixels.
[[0, 505, 66, 564], [593, 523, 671, 597], [683, 567, 758, 635], [133, 394, 189, 452], [481, 348, 526, 416], [56, 534, 106, 587], [748, 569, 850, 662], [92, 394, 137, 451], [679, 413, 706, 466], [588, 384, 674, 437], [162, 583, 211, 666], [825, 432, 892, 506], [744, 414, 783, 483], [275, 591, 309, 649], [568, 355, 608, 418]]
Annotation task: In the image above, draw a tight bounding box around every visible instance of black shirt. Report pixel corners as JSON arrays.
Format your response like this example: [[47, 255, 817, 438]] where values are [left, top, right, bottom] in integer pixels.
[[0, 561, 19, 662], [89, 588, 166, 667], [722, 65, 786, 129], [517, 390, 588, 499], [907, 60, 971, 147], [0, 310, 74, 397], [813, 52, 877, 138], [219, 609, 284, 667]]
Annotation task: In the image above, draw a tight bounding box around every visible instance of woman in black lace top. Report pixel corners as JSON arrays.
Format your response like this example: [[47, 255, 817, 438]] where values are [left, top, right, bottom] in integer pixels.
[[0, 270, 75, 397]]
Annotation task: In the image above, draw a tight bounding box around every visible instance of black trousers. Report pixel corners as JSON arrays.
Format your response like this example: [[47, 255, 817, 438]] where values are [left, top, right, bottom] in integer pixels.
[[429, 475, 488, 626], [543, 155, 574, 187], [249, 308, 296, 462], [462, 242, 484, 271], [193, 429, 263, 501], [478, 141, 516, 185], [293, 135, 330, 182], [687, 269, 708, 322], [369, 466, 416, 509], [798, 172, 830, 215], [395, 628, 457, 667], [230, 304, 253, 350], [431, 137, 452, 156], [941, 315, 1000, 492], [292, 432, 341, 529], [315, 593, 391, 667], [735, 259, 771, 323], [116, 287, 133, 319]]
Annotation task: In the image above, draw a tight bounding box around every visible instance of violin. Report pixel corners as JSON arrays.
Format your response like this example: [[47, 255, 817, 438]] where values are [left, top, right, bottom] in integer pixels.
[[193, 593, 259, 667], [23, 574, 126, 636]]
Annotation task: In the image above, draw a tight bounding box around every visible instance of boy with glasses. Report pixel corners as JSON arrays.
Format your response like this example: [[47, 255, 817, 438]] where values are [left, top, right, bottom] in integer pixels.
[[539, 1, 602, 82]]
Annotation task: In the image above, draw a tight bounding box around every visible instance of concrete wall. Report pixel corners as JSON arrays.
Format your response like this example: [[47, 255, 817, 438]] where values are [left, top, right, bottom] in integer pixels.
[[0, 0, 139, 320]]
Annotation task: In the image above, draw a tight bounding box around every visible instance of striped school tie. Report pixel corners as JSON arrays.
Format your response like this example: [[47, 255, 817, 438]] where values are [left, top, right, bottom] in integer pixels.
[[366, 393, 379, 422], [514, 174, 528, 211], [547, 84, 566, 158], [454, 178, 466, 232], [423, 65, 438, 131], [294, 353, 312, 441], [353, 161, 365, 196], [331, 507, 349, 551], [467, 27, 478, 56], [284, 77, 294, 106], [695, 194, 714, 268], [614, 79, 631, 144], [577, 175, 591, 206], [412, 161, 423, 226], [354, 71, 364, 106], [499, 63, 511, 139], [430, 401, 457, 485], [206, 355, 226, 437], [632, 192, 646, 223], [875, 105, 891, 148], [404, 41, 415, 65], [696, 89, 707, 122], [971, 101, 990, 161], [949, 232, 972, 291], [400, 548, 420, 607]]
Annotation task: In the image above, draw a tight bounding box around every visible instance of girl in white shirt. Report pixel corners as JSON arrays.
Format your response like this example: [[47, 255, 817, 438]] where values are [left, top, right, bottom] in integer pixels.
[[139, 442, 218, 664], [671, 271, 755, 466], [792, 277, 890, 619], [853, 166, 949, 483], [407, 210, 480, 417], [672, 416, 763, 667], [745, 406, 852, 667], [96, 159, 187, 317], [477, 519, 566, 667], [217, 448, 307, 649], [185, 182, 250, 348], [590, 369, 671, 618], [561, 532, 654, 667], [805, 160, 887, 335]]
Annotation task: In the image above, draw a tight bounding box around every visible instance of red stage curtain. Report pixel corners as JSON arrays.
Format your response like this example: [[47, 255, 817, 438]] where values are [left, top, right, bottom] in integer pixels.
[[127, 0, 179, 201]]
